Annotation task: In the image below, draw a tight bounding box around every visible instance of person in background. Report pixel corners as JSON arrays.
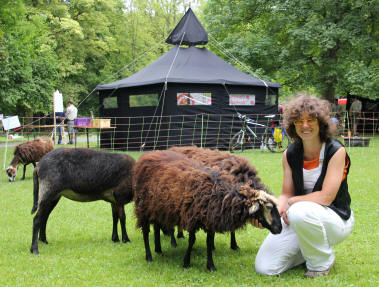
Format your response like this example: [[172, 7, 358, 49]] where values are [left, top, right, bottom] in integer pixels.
[[54, 111, 65, 144], [66, 99, 78, 144], [254, 94, 354, 278], [331, 99, 344, 135], [349, 97, 362, 137]]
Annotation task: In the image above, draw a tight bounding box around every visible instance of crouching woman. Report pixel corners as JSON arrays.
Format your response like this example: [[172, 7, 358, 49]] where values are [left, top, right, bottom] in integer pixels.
[[254, 94, 354, 278]]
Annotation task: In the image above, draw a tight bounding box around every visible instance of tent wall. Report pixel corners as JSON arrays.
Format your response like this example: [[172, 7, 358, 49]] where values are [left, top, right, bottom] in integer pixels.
[[99, 83, 279, 151]]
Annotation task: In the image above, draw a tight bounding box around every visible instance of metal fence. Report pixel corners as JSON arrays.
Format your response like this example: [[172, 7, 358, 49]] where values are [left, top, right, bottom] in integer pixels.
[[1, 112, 378, 151]]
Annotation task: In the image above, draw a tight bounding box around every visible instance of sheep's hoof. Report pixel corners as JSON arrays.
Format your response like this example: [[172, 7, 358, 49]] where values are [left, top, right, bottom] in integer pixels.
[[230, 245, 239, 251], [39, 238, 48, 244], [171, 241, 177, 248], [207, 264, 217, 271], [122, 237, 130, 243], [30, 248, 39, 255], [183, 262, 190, 268], [177, 232, 185, 239], [146, 256, 153, 262], [112, 237, 120, 243]]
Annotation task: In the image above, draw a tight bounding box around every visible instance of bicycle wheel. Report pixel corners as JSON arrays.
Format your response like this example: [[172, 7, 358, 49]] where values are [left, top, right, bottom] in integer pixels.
[[266, 133, 290, 153], [229, 131, 245, 153]]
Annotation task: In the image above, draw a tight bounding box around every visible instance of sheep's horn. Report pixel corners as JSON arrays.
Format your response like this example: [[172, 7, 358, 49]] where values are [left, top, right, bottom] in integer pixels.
[[258, 190, 279, 206]]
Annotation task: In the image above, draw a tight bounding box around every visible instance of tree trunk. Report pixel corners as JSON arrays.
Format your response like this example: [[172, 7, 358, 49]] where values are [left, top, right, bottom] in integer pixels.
[[322, 82, 335, 103]]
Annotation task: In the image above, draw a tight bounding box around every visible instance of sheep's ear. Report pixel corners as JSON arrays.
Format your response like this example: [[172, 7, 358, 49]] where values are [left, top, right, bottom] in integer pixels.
[[249, 201, 260, 215]]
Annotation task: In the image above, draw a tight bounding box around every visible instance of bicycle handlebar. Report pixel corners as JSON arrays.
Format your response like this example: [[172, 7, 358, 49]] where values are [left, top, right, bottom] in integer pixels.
[[237, 112, 277, 124]]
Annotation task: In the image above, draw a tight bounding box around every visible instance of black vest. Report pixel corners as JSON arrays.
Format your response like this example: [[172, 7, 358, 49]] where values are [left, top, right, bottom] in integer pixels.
[[286, 138, 352, 220]]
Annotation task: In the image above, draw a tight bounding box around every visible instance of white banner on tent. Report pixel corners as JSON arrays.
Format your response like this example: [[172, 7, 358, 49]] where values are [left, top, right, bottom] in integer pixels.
[[53, 90, 64, 113], [2, 116, 21, 131]]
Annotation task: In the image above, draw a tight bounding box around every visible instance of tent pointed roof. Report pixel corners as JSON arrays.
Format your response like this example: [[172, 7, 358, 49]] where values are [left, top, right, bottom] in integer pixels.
[[96, 46, 281, 90], [165, 8, 208, 46]]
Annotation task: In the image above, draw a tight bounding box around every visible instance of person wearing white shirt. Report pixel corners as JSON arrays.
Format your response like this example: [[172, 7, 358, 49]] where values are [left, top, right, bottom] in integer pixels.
[[66, 99, 78, 144]]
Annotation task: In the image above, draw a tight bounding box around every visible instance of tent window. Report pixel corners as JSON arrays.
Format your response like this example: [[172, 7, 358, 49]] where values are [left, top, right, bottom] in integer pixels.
[[229, 94, 255, 106], [130, 94, 158, 107], [103, 97, 118, 109], [265, 94, 276, 105], [177, 93, 211, 106]]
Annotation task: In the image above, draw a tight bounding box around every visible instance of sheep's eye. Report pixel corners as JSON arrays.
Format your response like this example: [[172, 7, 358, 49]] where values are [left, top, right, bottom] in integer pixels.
[[265, 204, 273, 210]]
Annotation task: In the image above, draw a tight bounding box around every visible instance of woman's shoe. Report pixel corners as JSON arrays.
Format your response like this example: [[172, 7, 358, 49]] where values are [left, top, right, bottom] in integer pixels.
[[304, 261, 334, 278]]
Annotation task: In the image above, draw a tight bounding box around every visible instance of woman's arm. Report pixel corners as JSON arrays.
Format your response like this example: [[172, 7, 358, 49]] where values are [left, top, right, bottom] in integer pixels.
[[288, 147, 346, 207], [279, 150, 296, 225]]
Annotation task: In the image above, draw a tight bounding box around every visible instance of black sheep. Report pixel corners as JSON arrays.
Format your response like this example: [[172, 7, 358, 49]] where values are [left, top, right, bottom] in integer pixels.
[[30, 148, 135, 255]]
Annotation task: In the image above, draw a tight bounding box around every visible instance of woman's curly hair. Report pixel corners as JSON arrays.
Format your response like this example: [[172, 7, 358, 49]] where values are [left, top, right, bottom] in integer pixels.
[[283, 93, 337, 144]]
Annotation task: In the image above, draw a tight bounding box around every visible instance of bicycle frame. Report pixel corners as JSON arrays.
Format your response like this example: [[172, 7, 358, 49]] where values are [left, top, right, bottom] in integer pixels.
[[229, 113, 289, 153]]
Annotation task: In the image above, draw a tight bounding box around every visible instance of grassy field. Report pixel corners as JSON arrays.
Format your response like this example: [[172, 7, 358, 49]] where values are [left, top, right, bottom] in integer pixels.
[[0, 138, 378, 286]]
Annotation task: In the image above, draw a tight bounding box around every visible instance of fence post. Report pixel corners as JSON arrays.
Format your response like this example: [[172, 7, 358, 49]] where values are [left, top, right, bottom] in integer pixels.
[[215, 114, 222, 148], [140, 116, 145, 152], [204, 113, 210, 147], [192, 114, 198, 146], [3, 130, 9, 170], [200, 113, 204, 148], [126, 117, 130, 151], [180, 115, 184, 146], [167, 115, 171, 150]]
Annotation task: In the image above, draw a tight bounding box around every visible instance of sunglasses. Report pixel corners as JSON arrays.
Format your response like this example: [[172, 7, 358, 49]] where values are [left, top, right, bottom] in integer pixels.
[[293, 118, 318, 126]]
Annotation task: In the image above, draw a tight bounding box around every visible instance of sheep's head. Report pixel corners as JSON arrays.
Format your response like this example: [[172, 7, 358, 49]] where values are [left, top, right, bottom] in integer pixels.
[[238, 185, 282, 234], [6, 165, 17, 182]]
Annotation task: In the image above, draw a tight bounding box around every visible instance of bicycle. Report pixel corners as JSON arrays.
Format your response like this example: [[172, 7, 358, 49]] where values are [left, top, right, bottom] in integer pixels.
[[229, 112, 290, 153]]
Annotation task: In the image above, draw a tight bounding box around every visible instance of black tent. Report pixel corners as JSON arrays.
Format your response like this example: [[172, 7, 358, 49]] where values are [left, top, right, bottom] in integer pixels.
[[96, 8, 281, 151]]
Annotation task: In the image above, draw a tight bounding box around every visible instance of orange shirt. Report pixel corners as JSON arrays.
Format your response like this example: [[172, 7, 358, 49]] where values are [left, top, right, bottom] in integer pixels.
[[303, 156, 349, 181]]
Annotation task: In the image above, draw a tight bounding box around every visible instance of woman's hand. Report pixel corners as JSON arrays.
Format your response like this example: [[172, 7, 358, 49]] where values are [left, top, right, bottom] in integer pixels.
[[278, 195, 290, 225]]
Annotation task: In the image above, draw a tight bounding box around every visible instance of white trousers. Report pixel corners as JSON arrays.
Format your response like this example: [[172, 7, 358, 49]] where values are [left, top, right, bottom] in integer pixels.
[[255, 201, 354, 275]]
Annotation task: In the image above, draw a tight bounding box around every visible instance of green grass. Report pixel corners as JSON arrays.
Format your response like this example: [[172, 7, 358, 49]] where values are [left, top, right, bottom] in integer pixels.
[[0, 138, 378, 286]]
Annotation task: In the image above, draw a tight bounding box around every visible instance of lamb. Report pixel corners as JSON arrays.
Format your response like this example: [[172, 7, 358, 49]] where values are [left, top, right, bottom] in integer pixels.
[[6, 137, 54, 182], [133, 150, 282, 271], [169, 145, 271, 249], [30, 148, 135, 255]]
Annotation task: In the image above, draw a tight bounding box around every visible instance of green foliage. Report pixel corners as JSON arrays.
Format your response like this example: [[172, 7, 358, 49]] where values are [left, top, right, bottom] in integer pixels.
[[0, 0, 186, 117], [203, 0, 379, 101]]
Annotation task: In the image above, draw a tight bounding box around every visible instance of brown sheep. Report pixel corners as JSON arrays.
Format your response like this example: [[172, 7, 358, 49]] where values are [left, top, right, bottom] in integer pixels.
[[133, 150, 282, 271], [169, 145, 270, 249], [6, 137, 53, 182]]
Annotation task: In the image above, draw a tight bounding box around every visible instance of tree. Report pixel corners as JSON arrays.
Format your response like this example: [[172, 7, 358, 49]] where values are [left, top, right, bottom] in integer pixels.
[[203, 0, 379, 101], [0, 0, 58, 116]]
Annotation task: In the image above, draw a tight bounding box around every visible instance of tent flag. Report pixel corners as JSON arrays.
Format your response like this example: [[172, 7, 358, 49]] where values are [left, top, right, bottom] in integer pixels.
[[166, 8, 208, 46]]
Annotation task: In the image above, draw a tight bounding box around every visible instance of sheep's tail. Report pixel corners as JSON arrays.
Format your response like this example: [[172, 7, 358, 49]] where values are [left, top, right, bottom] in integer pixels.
[[31, 167, 39, 214]]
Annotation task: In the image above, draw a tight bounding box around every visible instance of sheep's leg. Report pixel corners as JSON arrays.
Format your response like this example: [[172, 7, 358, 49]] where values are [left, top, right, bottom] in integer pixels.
[[31, 201, 50, 254], [22, 164, 27, 180], [230, 232, 239, 250], [111, 204, 120, 242], [207, 233, 216, 251], [154, 223, 162, 254], [118, 205, 130, 243], [177, 226, 185, 239], [142, 221, 152, 262], [183, 231, 196, 268], [206, 231, 217, 271], [39, 198, 60, 244], [170, 228, 177, 248]]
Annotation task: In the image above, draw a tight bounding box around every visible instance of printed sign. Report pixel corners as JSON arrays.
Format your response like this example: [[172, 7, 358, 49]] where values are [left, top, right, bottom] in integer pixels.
[[229, 95, 255, 106], [2, 116, 21, 131], [53, 90, 64, 113]]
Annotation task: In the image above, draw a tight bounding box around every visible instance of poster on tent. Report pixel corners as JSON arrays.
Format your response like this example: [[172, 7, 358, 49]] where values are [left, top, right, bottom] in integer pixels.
[[53, 90, 64, 113], [229, 94, 256, 106], [2, 116, 21, 131]]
